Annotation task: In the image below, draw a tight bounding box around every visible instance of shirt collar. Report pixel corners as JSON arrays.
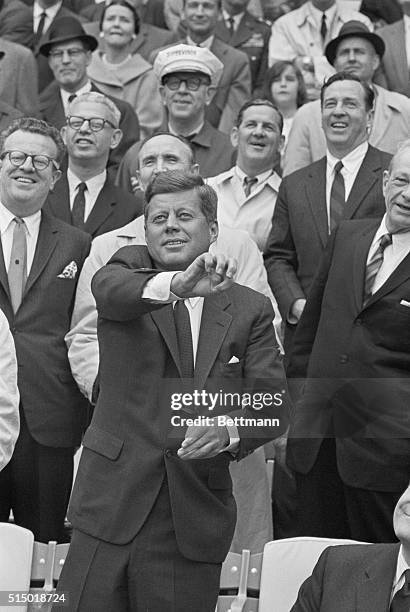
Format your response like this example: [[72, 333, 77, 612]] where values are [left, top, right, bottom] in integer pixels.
[[168, 121, 205, 139], [326, 141, 369, 174], [235, 165, 281, 191], [60, 80, 93, 115], [33, 1, 62, 20], [308, 1, 337, 26], [404, 14, 410, 29], [186, 34, 214, 49], [67, 167, 107, 198], [0, 200, 41, 236], [393, 546, 410, 591]]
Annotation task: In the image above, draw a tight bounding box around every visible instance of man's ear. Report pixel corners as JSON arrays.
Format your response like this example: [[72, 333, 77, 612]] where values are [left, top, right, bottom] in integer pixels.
[[230, 126, 238, 148], [50, 169, 62, 191], [159, 85, 167, 105], [110, 128, 123, 150], [209, 219, 218, 244], [382, 169, 389, 200], [60, 125, 67, 146], [190, 163, 199, 174], [204, 85, 216, 105]]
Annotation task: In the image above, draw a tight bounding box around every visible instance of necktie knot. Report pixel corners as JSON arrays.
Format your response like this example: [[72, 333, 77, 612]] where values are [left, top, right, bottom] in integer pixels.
[[228, 16, 235, 35], [334, 160, 343, 175], [13, 216, 25, 227], [243, 176, 258, 197], [379, 232, 392, 251], [68, 93, 77, 104], [77, 182, 87, 194]]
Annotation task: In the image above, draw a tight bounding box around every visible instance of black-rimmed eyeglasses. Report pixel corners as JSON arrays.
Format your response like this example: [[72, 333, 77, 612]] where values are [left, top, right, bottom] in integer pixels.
[[0, 150, 59, 171], [66, 116, 116, 132], [162, 75, 210, 91]]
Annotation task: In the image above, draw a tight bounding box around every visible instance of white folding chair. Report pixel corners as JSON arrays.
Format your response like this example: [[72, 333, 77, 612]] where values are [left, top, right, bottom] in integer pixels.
[[29, 541, 70, 612], [0, 523, 34, 612], [258, 536, 367, 612]]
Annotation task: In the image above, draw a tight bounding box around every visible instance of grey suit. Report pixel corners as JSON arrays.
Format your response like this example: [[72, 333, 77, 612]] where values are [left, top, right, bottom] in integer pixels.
[[375, 20, 410, 97], [0, 37, 39, 116]]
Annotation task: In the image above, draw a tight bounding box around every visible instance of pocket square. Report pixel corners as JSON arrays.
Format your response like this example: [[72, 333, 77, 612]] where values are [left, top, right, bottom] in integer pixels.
[[228, 356, 240, 364], [58, 261, 78, 279], [400, 299, 410, 307]]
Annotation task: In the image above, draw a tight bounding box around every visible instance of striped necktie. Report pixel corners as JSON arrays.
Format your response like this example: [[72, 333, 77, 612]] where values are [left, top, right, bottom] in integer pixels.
[[363, 233, 392, 306], [243, 176, 258, 197], [329, 161, 345, 232], [390, 569, 410, 612]]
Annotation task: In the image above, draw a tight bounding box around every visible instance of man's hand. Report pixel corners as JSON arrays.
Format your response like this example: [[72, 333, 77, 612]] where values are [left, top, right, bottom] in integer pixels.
[[177, 421, 229, 459], [171, 253, 237, 298], [290, 298, 306, 322]]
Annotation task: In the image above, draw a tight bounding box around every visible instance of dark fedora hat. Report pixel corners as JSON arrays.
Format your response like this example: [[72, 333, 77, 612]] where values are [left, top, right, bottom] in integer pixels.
[[39, 16, 98, 57], [325, 20, 385, 66]]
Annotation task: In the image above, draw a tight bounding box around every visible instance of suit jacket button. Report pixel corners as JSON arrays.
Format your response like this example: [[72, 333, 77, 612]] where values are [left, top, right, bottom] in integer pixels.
[[164, 449, 173, 457], [340, 354, 348, 364]]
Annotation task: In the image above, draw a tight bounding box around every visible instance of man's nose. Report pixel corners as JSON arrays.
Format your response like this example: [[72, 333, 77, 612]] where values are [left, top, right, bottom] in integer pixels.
[[252, 122, 264, 135], [347, 50, 356, 62], [20, 156, 35, 172], [165, 212, 179, 229], [61, 50, 72, 63], [79, 120, 92, 133]]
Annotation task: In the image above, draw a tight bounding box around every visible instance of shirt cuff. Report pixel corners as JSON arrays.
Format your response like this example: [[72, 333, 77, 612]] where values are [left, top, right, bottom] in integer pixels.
[[222, 423, 240, 455], [142, 271, 180, 302]]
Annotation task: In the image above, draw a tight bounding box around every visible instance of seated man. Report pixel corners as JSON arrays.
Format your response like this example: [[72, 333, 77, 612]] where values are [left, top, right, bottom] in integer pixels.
[[291, 483, 410, 611], [57, 170, 288, 610]]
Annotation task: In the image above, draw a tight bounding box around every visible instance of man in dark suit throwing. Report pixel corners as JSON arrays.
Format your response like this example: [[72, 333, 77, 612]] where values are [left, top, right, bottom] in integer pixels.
[[43, 92, 139, 237], [0, 118, 91, 542], [287, 139, 410, 542], [56, 171, 288, 611]]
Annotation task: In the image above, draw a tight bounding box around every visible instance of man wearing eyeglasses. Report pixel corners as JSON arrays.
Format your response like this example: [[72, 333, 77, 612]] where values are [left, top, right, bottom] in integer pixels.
[[38, 16, 140, 174], [43, 92, 139, 238], [0, 117, 91, 543], [116, 44, 235, 193]]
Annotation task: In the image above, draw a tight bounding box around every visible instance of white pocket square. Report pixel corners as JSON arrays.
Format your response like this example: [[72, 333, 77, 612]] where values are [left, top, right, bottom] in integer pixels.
[[400, 299, 410, 307], [228, 356, 240, 364], [58, 261, 78, 279]]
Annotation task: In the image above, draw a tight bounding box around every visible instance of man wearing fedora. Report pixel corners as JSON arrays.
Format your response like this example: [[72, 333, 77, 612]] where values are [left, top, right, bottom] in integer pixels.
[[283, 20, 410, 176], [39, 16, 140, 174]]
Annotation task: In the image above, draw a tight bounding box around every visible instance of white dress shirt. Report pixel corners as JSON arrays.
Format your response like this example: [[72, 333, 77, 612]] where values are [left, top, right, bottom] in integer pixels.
[[67, 168, 107, 222], [0, 202, 41, 275], [404, 15, 410, 69], [391, 545, 410, 603], [60, 80, 93, 116], [186, 34, 214, 49], [222, 9, 244, 32], [0, 308, 19, 472], [33, 1, 62, 34], [368, 215, 410, 295], [326, 141, 369, 232]]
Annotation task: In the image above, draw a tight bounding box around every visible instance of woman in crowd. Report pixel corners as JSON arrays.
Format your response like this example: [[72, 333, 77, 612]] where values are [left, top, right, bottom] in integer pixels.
[[88, 0, 163, 139], [263, 60, 307, 162]]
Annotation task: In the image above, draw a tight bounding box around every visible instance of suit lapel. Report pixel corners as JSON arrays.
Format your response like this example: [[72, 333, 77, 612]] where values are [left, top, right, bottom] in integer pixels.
[[150, 303, 182, 377], [365, 249, 410, 309], [355, 544, 399, 612], [0, 236, 10, 303], [84, 179, 116, 237], [353, 222, 379, 312], [344, 147, 380, 219], [306, 159, 328, 247], [23, 212, 58, 298], [47, 174, 72, 224], [194, 292, 232, 389], [231, 15, 253, 47]]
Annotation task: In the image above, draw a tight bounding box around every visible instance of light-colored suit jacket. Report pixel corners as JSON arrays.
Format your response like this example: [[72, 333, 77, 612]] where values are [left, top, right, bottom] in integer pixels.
[[283, 84, 410, 175], [0, 309, 19, 472], [0, 37, 39, 116], [375, 20, 410, 97]]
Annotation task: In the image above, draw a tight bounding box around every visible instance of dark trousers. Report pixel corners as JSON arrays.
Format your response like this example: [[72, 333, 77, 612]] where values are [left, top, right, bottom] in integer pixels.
[[55, 478, 222, 612], [295, 438, 400, 543], [0, 412, 74, 543]]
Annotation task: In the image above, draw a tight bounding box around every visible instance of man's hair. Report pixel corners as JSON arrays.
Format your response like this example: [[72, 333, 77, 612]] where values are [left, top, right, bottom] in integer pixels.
[[388, 138, 410, 173], [138, 132, 196, 169], [0, 117, 65, 165], [235, 98, 284, 133], [99, 0, 140, 34], [320, 72, 375, 111], [144, 171, 217, 223], [67, 91, 121, 127]]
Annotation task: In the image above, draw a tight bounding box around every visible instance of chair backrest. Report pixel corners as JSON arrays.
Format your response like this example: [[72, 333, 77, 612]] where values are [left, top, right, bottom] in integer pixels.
[[217, 549, 263, 612], [258, 537, 366, 612], [0, 523, 34, 612]]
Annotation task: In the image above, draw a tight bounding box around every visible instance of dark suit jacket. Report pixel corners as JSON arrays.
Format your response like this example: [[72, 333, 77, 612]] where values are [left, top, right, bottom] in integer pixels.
[[43, 173, 140, 238], [375, 20, 410, 97], [0, 0, 34, 47], [83, 20, 175, 63], [39, 80, 140, 174], [116, 118, 235, 193], [291, 543, 400, 612], [0, 211, 90, 447], [287, 218, 410, 492], [215, 12, 270, 93], [0, 37, 39, 116], [359, 0, 402, 25], [68, 245, 288, 559], [264, 146, 391, 322]]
